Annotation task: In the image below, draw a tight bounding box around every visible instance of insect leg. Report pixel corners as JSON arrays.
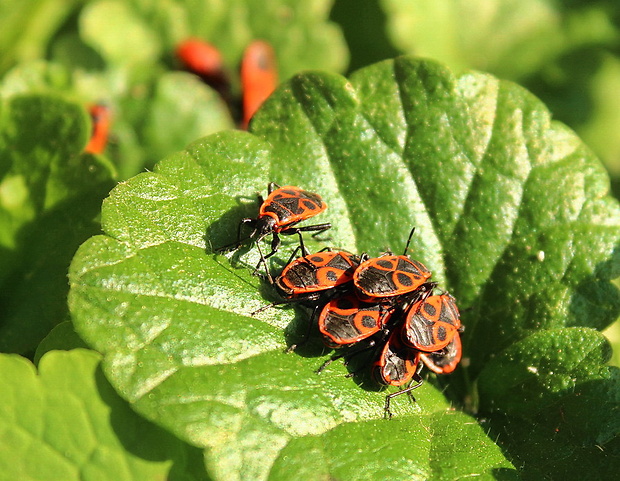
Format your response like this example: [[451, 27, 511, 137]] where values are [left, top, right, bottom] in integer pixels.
[[384, 372, 424, 419], [286, 300, 321, 353], [217, 218, 255, 252], [267, 182, 280, 194], [280, 223, 332, 253], [254, 241, 274, 283]]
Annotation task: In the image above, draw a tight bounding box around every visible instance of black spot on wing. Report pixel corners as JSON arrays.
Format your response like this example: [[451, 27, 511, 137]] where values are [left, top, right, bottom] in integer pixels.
[[361, 315, 378, 329], [325, 269, 339, 282], [396, 272, 413, 287], [323, 312, 362, 340], [357, 265, 398, 294]]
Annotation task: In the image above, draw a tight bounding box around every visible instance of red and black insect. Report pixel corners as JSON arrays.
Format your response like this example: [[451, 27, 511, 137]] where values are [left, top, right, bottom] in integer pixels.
[[219, 183, 331, 277], [176, 38, 231, 103], [275, 248, 361, 300], [402, 293, 461, 352], [318, 287, 464, 417], [85, 104, 111, 155], [253, 249, 360, 316], [255, 224, 463, 418], [353, 229, 432, 303], [376, 294, 463, 416], [254, 248, 363, 350], [318, 294, 393, 348], [372, 323, 424, 418], [240, 40, 278, 129], [421, 333, 463, 374], [315, 294, 425, 417]]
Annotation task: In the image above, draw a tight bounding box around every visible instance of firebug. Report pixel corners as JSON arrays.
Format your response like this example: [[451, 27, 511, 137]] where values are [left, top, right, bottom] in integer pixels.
[[420, 333, 463, 374], [241, 40, 278, 129], [318, 294, 392, 348], [275, 249, 361, 300], [85, 104, 111, 155], [176, 38, 230, 101], [402, 293, 461, 352], [219, 182, 331, 278], [176, 38, 223, 78], [252, 248, 360, 317], [353, 228, 432, 302], [254, 249, 363, 350], [372, 324, 424, 418]]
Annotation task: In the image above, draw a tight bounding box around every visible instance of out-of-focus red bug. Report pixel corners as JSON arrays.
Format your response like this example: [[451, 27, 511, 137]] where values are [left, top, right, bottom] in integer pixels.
[[240, 40, 278, 129], [176, 38, 223, 77], [176, 38, 230, 101], [85, 104, 111, 155]]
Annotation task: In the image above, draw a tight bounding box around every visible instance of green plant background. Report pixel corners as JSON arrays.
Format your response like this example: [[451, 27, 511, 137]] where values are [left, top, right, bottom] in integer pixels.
[[0, 1, 619, 480]]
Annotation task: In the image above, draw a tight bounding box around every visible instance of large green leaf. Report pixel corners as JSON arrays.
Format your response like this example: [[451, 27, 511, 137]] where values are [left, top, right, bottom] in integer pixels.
[[0, 350, 208, 480], [374, 0, 620, 199], [69, 58, 620, 479], [0, 93, 116, 354], [140, 72, 236, 163]]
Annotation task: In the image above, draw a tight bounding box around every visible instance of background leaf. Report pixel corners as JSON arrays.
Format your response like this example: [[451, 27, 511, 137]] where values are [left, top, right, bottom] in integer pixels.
[[478, 327, 620, 479], [0, 0, 348, 180], [0, 0, 81, 74], [176, 0, 348, 85], [0, 349, 209, 481], [332, 0, 620, 200], [0, 93, 116, 355], [70, 57, 619, 479], [139, 72, 236, 163], [380, 0, 581, 79], [33, 321, 89, 365], [80, 0, 162, 68]]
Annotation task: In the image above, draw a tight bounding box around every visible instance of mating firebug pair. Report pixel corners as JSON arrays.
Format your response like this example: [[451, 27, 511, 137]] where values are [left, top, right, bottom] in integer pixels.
[[320, 290, 462, 417], [316, 228, 434, 352], [373, 292, 463, 415]]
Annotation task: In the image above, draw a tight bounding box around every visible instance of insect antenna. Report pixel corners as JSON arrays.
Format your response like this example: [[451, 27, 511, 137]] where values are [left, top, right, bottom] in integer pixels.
[[403, 227, 416, 256]]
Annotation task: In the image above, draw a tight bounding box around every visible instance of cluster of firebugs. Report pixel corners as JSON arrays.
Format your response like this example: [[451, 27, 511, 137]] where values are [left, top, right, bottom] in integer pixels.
[[219, 183, 464, 417]]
